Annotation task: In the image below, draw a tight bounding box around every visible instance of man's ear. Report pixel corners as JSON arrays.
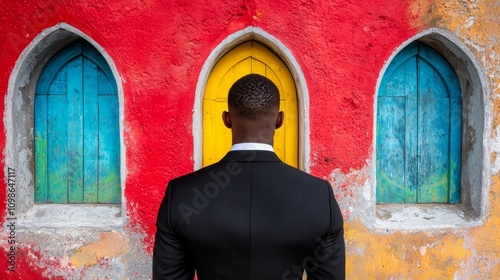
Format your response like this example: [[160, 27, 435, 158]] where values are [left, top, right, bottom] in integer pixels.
[[275, 111, 284, 129], [222, 111, 232, 128]]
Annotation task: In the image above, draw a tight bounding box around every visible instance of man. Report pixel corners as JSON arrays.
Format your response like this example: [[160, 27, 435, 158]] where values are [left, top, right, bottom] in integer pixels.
[[153, 74, 345, 279]]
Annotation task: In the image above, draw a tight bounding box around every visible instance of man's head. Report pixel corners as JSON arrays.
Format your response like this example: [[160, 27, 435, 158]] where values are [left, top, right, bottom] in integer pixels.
[[223, 74, 284, 145], [227, 73, 280, 120]]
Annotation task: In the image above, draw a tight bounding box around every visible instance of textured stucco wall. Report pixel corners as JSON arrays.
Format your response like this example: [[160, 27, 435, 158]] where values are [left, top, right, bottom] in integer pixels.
[[0, 0, 498, 279]]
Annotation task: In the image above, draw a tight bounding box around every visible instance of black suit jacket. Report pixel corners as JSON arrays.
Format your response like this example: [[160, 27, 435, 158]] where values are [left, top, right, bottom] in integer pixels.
[[153, 150, 345, 280]]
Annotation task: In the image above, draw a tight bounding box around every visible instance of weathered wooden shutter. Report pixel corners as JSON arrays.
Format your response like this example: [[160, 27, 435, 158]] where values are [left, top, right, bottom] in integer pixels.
[[377, 42, 461, 204], [35, 40, 120, 204]]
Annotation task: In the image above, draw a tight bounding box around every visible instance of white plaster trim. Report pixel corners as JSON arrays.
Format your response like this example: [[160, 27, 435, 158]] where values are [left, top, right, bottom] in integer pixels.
[[5, 23, 126, 229], [371, 28, 491, 230], [193, 26, 310, 171]]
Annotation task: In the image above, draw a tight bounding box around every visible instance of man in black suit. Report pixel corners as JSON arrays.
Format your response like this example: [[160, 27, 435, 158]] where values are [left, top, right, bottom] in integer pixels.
[[153, 74, 345, 279]]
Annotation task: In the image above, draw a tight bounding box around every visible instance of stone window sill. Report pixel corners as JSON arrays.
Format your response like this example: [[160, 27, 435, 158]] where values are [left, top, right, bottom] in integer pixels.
[[17, 204, 123, 229], [375, 204, 481, 230]]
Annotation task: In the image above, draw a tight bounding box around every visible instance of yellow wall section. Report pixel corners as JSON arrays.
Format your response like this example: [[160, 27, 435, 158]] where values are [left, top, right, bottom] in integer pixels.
[[203, 41, 298, 167]]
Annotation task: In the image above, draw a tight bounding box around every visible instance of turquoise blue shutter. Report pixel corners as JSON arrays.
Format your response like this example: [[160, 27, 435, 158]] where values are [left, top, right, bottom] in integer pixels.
[[376, 42, 461, 204], [35, 40, 120, 204]]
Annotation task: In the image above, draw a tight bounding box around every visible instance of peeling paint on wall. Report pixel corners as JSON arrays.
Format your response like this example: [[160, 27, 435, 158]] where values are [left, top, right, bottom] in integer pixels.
[[70, 232, 129, 268], [345, 219, 472, 279]]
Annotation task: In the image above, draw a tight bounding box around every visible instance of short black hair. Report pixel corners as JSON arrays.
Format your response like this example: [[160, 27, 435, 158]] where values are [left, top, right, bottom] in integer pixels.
[[228, 74, 280, 120]]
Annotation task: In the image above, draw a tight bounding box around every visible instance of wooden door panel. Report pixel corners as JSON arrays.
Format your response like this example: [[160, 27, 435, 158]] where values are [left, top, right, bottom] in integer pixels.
[[83, 55, 99, 203], [98, 96, 121, 203], [417, 58, 451, 203], [67, 56, 84, 203], [34, 95, 48, 202], [376, 97, 407, 203], [47, 94, 68, 203]]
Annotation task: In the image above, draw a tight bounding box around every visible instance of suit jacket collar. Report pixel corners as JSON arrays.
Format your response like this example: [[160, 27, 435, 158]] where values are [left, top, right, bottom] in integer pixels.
[[220, 150, 282, 162]]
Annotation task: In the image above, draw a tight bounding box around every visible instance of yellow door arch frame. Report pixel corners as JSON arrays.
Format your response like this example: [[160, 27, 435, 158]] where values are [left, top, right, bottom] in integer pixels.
[[203, 41, 298, 167]]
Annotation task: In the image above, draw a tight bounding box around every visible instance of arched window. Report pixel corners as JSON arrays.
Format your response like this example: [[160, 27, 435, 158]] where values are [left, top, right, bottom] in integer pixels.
[[376, 41, 461, 204], [34, 40, 120, 204]]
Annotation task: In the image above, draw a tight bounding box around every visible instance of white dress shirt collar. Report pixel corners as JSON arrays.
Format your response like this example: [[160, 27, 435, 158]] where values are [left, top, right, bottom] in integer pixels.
[[230, 142, 274, 152]]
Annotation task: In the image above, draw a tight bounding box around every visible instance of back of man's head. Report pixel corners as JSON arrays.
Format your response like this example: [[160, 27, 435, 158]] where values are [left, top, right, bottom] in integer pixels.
[[228, 74, 280, 120]]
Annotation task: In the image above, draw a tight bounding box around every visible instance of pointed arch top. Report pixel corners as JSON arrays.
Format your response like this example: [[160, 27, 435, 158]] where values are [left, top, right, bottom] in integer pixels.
[[8, 23, 122, 97], [376, 28, 488, 101], [193, 26, 310, 171]]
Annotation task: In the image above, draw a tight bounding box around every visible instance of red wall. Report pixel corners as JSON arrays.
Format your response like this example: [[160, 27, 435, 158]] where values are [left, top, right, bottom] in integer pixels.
[[0, 0, 418, 277]]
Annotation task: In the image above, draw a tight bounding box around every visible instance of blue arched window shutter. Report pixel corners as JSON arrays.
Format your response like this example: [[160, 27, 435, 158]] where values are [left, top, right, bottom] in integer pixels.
[[376, 41, 461, 204], [35, 40, 120, 204]]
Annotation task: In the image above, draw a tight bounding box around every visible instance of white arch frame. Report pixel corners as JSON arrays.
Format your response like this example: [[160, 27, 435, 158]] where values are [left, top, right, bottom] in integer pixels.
[[193, 26, 310, 171], [372, 28, 491, 230], [5, 23, 126, 228]]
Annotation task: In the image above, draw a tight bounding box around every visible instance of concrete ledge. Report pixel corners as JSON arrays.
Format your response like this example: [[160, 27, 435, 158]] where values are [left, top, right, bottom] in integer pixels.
[[17, 204, 122, 228], [375, 204, 481, 231]]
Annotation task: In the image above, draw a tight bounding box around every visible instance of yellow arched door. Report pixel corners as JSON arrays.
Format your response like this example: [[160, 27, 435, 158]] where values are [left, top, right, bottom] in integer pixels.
[[203, 41, 298, 167]]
